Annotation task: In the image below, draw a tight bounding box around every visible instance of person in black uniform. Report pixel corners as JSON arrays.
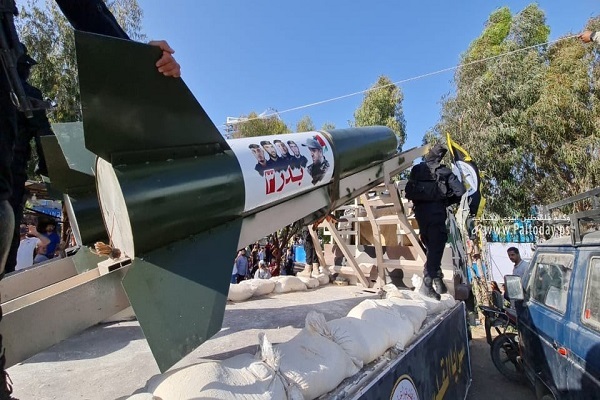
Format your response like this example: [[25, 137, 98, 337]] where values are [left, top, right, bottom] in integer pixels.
[[3, 46, 53, 274], [1, 0, 182, 272], [0, 2, 181, 397], [406, 144, 466, 300], [301, 225, 318, 276]]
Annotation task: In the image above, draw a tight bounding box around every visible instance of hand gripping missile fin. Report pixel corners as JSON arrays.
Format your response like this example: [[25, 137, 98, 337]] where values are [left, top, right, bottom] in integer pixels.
[[75, 31, 243, 372], [74, 31, 230, 164]]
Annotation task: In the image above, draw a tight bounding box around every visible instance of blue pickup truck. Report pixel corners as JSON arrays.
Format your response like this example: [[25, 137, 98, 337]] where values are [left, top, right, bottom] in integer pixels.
[[506, 189, 600, 400]]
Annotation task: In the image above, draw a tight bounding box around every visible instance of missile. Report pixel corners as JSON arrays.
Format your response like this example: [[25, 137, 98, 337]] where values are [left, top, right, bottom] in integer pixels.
[[73, 31, 410, 371], [41, 123, 108, 263]]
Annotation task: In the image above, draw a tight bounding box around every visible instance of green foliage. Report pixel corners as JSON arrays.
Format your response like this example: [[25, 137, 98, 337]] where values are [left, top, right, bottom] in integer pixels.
[[232, 112, 290, 138], [17, 0, 146, 123], [432, 4, 600, 216], [321, 122, 336, 131], [463, 7, 512, 64], [353, 75, 407, 149], [295, 115, 315, 132]]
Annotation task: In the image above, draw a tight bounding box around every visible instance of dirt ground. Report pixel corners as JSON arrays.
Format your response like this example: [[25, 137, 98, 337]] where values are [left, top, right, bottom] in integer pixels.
[[467, 324, 535, 400]]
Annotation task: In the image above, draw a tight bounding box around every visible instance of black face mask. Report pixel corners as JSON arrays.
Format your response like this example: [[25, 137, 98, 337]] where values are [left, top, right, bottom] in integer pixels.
[[424, 144, 448, 163]]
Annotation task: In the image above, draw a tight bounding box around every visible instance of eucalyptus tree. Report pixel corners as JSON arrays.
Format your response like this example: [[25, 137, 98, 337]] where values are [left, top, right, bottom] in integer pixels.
[[353, 75, 407, 149], [17, 0, 146, 123], [295, 115, 315, 132], [232, 112, 289, 138], [321, 122, 336, 131], [435, 5, 550, 216]]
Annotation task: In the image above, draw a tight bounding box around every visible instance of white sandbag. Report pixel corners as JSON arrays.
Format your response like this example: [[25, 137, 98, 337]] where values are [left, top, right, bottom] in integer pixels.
[[244, 279, 276, 297], [150, 353, 291, 400], [125, 394, 157, 400], [386, 297, 428, 334], [440, 293, 456, 309], [271, 276, 307, 293], [409, 275, 444, 314], [297, 276, 319, 289], [312, 273, 330, 286], [274, 312, 360, 400], [327, 316, 390, 364], [228, 282, 255, 302], [408, 276, 455, 311], [346, 300, 414, 350]]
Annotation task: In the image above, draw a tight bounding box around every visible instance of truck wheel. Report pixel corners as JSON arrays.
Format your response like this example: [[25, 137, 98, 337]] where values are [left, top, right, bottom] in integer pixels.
[[490, 333, 527, 383]]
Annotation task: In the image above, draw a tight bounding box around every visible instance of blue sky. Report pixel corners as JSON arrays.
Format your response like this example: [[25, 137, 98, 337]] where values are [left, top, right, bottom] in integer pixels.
[[140, 1, 597, 150]]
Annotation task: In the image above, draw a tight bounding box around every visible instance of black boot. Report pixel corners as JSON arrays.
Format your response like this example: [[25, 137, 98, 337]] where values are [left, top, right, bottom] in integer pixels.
[[433, 273, 448, 295], [423, 277, 441, 301]]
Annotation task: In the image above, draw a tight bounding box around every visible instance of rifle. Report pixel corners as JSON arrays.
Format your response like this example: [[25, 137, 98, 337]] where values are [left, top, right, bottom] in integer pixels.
[[0, 0, 33, 118]]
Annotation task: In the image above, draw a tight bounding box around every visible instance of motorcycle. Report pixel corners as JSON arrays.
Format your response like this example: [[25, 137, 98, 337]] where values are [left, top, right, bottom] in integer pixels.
[[479, 304, 527, 383]]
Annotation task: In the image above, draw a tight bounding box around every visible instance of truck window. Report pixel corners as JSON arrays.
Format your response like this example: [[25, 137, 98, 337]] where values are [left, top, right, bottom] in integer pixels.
[[582, 257, 600, 332], [526, 253, 574, 314]]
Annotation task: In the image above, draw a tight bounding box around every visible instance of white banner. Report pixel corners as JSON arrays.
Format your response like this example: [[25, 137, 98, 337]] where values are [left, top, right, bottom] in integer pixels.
[[228, 131, 335, 212]]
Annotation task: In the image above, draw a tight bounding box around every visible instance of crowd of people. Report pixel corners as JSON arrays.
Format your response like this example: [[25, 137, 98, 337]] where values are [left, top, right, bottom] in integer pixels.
[[231, 239, 299, 284], [15, 218, 61, 271]]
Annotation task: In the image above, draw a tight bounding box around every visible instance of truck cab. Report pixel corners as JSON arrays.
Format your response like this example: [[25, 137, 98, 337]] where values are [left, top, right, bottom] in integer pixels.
[[506, 190, 600, 400]]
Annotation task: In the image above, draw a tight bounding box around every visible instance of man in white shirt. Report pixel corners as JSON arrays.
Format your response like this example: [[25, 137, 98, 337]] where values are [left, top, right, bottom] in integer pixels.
[[16, 224, 50, 271], [507, 247, 529, 278]]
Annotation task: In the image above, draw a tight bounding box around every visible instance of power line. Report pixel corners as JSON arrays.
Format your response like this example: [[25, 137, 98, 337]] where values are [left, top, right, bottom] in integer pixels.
[[221, 35, 578, 129]]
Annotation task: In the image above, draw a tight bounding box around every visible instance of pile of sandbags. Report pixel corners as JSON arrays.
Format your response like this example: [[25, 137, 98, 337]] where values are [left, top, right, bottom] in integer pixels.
[[296, 275, 319, 289], [228, 275, 325, 302], [131, 284, 456, 400], [275, 312, 361, 399], [272, 276, 308, 294]]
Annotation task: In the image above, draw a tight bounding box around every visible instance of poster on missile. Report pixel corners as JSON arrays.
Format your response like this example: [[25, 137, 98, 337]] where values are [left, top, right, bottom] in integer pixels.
[[228, 131, 335, 212]]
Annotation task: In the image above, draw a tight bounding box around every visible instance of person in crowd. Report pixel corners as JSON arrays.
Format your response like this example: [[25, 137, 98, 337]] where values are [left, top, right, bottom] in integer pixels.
[[33, 220, 60, 264], [489, 281, 504, 309], [283, 247, 295, 276], [405, 143, 466, 300], [234, 249, 249, 283], [254, 260, 271, 279], [231, 262, 237, 284], [269, 260, 280, 277], [15, 223, 49, 271], [264, 240, 273, 264], [249, 243, 260, 276], [507, 247, 528, 278]]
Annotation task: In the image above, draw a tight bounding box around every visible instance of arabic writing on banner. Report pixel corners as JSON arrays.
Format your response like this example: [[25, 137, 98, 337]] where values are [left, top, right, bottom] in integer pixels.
[[228, 131, 335, 212]]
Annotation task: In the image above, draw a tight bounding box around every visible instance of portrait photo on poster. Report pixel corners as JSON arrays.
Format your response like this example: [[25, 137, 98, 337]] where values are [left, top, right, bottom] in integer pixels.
[[229, 131, 335, 212]]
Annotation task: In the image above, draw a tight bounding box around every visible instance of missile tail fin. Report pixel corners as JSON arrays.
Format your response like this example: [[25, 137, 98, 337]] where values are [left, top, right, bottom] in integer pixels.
[[74, 31, 230, 163], [122, 219, 242, 372]]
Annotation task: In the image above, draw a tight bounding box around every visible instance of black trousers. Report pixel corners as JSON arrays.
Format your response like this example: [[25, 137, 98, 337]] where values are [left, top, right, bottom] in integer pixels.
[[0, 71, 17, 274], [304, 241, 317, 265], [414, 203, 448, 278], [4, 130, 31, 274]]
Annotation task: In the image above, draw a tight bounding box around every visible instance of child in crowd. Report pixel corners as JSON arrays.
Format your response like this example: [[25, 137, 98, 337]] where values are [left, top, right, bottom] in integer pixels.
[[254, 260, 271, 279]]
